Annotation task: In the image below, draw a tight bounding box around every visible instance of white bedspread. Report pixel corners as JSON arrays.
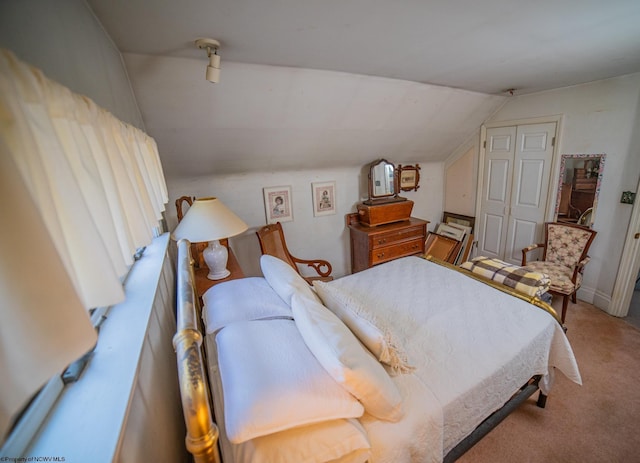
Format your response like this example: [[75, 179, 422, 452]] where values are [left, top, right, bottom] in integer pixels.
[[204, 257, 581, 463], [359, 373, 443, 463], [323, 256, 581, 461]]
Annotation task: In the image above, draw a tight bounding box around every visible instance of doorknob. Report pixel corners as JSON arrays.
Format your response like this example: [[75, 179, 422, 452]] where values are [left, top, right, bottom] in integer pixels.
[[635, 233, 640, 239]]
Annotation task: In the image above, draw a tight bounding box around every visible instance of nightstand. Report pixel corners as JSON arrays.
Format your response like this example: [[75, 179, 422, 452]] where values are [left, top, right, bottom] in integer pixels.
[[194, 246, 244, 300]]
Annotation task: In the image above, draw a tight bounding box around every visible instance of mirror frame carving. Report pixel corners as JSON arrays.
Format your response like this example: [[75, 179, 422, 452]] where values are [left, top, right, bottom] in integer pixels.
[[554, 153, 605, 228]]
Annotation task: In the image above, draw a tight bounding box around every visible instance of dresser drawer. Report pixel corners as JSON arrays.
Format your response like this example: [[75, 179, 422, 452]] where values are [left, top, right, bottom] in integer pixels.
[[369, 225, 425, 249], [370, 238, 424, 265]]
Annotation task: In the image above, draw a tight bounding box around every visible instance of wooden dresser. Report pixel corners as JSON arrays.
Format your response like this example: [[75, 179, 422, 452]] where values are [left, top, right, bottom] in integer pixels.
[[347, 213, 429, 273]]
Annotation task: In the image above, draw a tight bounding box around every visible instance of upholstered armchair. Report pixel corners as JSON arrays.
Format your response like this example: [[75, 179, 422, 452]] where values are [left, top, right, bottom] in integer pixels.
[[521, 222, 597, 323]]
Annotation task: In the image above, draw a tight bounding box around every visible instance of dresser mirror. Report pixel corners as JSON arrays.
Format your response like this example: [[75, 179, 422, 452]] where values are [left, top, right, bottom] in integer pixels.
[[554, 154, 605, 228], [365, 159, 402, 204]]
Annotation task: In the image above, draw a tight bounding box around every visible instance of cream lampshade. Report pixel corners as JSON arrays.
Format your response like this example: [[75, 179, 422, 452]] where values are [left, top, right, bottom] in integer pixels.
[[172, 197, 248, 280]]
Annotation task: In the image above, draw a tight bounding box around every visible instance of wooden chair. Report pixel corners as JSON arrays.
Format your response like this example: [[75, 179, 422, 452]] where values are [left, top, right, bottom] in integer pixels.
[[521, 222, 597, 323], [175, 195, 195, 222], [557, 182, 581, 223], [256, 222, 333, 284]]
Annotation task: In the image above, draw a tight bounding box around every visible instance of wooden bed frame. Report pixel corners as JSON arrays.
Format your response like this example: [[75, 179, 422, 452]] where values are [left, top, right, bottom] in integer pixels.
[[174, 239, 548, 463]]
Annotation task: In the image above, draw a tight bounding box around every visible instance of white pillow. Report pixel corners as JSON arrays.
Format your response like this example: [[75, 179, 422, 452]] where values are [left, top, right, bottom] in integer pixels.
[[216, 319, 364, 443], [313, 280, 413, 375], [292, 293, 404, 422], [260, 254, 319, 305], [232, 418, 370, 463], [202, 277, 292, 334]]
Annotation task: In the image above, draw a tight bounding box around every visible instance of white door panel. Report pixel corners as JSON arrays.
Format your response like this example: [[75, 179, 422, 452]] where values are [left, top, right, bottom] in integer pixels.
[[481, 214, 504, 255], [490, 134, 512, 152], [478, 126, 516, 259], [487, 159, 510, 202], [505, 218, 538, 263], [503, 122, 556, 264], [521, 131, 548, 151], [514, 160, 545, 207]]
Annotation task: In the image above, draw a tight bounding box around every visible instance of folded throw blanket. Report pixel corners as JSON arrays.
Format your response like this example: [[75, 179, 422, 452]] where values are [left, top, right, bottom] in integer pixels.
[[460, 256, 550, 298]]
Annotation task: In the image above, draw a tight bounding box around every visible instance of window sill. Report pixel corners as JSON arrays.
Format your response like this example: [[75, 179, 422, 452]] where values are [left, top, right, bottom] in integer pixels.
[[25, 233, 177, 461]]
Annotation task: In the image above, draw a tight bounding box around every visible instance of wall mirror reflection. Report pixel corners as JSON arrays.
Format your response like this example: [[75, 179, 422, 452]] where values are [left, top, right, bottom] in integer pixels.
[[554, 154, 605, 228], [364, 158, 401, 204]]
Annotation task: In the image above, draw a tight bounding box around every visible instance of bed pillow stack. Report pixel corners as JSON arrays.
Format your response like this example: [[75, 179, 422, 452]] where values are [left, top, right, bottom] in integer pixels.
[[259, 255, 404, 417], [313, 280, 414, 375], [291, 292, 404, 422], [215, 318, 371, 463], [217, 319, 365, 441], [203, 255, 374, 463], [209, 255, 407, 462]]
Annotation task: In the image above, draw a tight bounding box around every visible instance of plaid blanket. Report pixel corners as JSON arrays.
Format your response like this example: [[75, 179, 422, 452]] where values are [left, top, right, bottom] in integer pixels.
[[460, 256, 550, 298]]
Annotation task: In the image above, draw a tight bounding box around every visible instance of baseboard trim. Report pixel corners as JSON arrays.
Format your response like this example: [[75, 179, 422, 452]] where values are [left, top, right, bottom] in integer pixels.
[[578, 285, 614, 314]]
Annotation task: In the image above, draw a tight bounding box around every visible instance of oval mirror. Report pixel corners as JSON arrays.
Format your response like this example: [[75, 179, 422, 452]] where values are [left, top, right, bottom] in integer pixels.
[[366, 159, 398, 203]]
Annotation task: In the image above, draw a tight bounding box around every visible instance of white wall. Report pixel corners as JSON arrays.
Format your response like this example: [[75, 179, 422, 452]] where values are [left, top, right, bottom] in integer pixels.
[[167, 163, 443, 278], [444, 144, 477, 216], [0, 0, 143, 128], [485, 73, 640, 311]]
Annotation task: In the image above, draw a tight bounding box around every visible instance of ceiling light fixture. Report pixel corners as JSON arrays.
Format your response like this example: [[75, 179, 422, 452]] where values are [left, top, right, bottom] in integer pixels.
[[195, 38, 221, 83]]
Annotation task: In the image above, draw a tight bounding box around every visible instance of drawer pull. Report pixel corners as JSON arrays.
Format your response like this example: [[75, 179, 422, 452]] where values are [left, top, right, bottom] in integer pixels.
[[377, 252, 385, 258], [377, 238, 386, 245]]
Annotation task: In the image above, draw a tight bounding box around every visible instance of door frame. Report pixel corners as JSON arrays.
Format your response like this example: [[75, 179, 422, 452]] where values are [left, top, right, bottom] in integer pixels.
[[476, 115, 563, 253], [609, 174, 640, 317]]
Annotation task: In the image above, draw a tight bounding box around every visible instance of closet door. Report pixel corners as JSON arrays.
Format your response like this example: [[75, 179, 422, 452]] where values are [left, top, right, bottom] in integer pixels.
[[478, 122, 556, 264], [502, 123, 556, 263], [477, 126, 516, 260]]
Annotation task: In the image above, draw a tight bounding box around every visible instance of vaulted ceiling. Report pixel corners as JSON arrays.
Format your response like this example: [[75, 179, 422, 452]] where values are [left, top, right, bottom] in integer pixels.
[[87, 0, 640, 177]]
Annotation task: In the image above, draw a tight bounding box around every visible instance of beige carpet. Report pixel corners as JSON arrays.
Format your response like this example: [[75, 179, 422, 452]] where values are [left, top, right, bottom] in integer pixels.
[[458, 298, 640, 463]]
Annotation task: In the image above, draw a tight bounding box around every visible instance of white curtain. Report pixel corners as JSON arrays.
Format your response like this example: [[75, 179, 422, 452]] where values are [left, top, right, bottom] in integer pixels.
[[0, 49, 168, 440]]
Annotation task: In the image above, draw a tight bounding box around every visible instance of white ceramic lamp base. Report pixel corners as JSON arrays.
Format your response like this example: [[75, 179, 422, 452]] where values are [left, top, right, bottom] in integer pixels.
[[203, 240, 230, 280]]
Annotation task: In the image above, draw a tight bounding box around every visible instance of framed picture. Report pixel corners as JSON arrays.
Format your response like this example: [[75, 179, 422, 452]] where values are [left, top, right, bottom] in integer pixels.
[[263, 186, 293, 224], [424, 232, 462, 264], [435, 223, 466, 241], [397, 164, 421, 191], [442, 211, 475, 233], [312, 181, 336, 217]]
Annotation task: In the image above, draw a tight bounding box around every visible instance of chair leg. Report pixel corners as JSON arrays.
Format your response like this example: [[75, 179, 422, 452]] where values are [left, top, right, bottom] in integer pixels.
[[571, 292, 577, 303], [561, 295, 569, 324]]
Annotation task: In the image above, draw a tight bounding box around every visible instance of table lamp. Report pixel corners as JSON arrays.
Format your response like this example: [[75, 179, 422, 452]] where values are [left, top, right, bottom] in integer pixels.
[[172, 197, 248, 280]]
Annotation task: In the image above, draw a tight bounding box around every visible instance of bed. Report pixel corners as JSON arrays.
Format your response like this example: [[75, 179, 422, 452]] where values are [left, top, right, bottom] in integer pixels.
[[174, 239, 581, 463]]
